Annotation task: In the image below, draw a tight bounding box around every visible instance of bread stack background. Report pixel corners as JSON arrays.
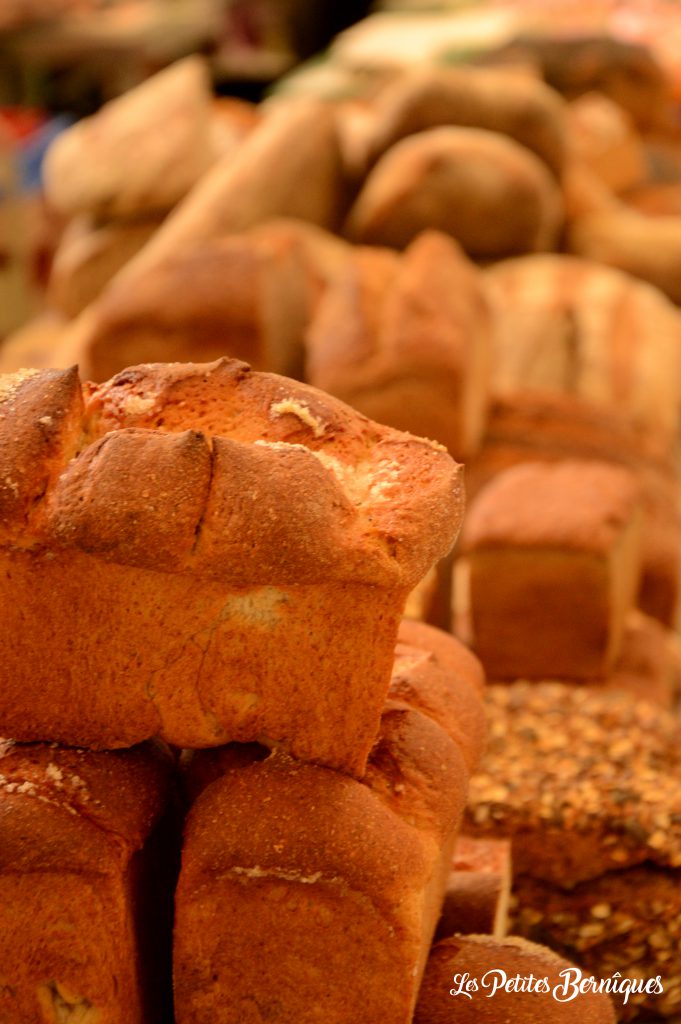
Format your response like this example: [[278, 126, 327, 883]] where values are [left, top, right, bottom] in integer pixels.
[[3, 15, 681, 1022]]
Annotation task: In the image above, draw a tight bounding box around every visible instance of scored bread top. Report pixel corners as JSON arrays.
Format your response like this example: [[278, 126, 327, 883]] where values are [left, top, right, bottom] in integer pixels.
[[0, 359, 463, 587]]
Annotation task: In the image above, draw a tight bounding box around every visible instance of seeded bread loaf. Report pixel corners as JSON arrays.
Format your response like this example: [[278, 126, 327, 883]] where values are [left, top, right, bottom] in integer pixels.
[[0, 359, 462, 775], [306, 231, 493, 461], [0, 739, 172, 1023], [175, 623, 486, 1024], [459, 461, 643, 680], [467, 682, 681, 1020]]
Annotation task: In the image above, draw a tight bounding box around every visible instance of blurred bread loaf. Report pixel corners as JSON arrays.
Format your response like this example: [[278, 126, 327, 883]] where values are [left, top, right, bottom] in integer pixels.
[[306, 230, 493, 460], [459, 461, 642, 680], [43, 57, 216, 220], [345, 127, 563, 256], [53, 219, 352, 383], [363, 65, 568, 176]]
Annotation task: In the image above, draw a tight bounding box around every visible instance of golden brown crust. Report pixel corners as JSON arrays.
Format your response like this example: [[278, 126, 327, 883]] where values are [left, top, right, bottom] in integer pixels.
[[0, 740, 172, 1024], [1, 358, 462, 587], [306, 230, 493, 460], [466, 682, 681, 884], [176, 698, 472, 1023], [485, 252, 681, 439], [345, 127, 563, 256], [436, 835, 512, 940], [415, 933, 616, 1023], [365, 66, 568, 175], [461, 460, 641, 554], [0, 359, 462, 769]]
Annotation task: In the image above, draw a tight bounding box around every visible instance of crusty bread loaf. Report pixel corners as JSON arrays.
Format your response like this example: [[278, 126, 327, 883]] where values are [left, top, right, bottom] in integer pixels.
[[52, 219, 352, 383], [435, 835, 512, 941], [345, 126, 563, 256], [363, 65, 568, 176], [175, 623, 485, 1024], [466, 393, 681, 625], [459, 461, 643, 680], [47, 214, 164, 318], [43, 57, 215, 220], [0, 359, 462, 775], [485, 34, 674, 132], [306, 231, 493, 460], [485, 253, 681, 440], [415, 934, 616, 1024], [112, 98, 347, 289], [0, 739, 172, 1023]]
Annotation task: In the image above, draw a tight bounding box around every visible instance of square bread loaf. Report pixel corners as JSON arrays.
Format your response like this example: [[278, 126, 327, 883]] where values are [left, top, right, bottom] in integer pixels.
[[0, 740, 172, 1024], [459, 460, 642, 680], [0, 359, 463, 776], [174, 621, 486, 1024]]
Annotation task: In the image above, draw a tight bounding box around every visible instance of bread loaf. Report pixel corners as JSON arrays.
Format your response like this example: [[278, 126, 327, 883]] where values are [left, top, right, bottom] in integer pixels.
[[435, 835, 512, 941], [52, 219, 352, 383], [47, 214, 164, 318], [467, 682, 681, 1019], [175, 623, 485, 1024], [363, 65, 568, 175], [0, 359, 462, 775], [466, 393, 681, 625], [345, 127, 563, 256], [113, 99, 347, 288], [415, 934, 616, 1024], [43, 57, 215, 220], [0, 739, 172, 1023], [459, 461, 643, 680], [306, 230, 493, 460], [485, 253, 681, 440]]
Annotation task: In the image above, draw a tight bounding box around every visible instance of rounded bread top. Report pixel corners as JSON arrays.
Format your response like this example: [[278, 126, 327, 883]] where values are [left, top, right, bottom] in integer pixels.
[[0, 359, 463, 587]]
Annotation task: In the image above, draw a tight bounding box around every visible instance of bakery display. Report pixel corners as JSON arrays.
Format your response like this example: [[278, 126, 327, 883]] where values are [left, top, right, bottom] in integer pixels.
[[0, 739, 173, 1023], [6, 16, 681, 1021], [466, 682, 681, 1020], [459, 460, 643, 680]]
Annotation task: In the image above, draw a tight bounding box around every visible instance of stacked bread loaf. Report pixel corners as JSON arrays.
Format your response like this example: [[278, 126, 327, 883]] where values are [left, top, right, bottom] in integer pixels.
[[0, 356, 494, 1022]]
